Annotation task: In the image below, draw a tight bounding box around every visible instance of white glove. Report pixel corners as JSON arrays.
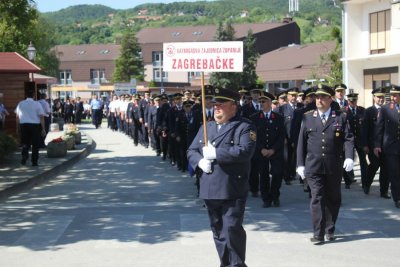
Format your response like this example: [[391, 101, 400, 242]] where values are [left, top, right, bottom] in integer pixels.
[[198, 158, 212, 173], [202, 141, 216, 160], [343, 158, 354, 172], [296, 166, 305, 180]]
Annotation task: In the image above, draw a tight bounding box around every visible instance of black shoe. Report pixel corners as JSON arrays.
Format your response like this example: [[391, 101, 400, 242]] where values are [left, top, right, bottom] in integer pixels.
[[262, 201, 272, 208], [21, 158, 27, 165], [285, 180, 291, 185], [156, 153, 161, 156], [251, 192, 258, 198], [345, 184, 350, 189], [273, 199, 280, 207], [32, 162, 38, 167], [325, 234, 336, 241], [363, 186, 370, 195], [395, 201, 400, 208], [310, 236, 324, 245], [380, 193, 391, 199]]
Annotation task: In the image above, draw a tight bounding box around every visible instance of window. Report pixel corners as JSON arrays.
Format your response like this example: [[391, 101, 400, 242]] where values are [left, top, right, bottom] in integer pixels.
[[59, 70, 72, 85], [188, 71, 201, 81], [152, 51, 163, 66], [370, 10, 391, 54], [90, 69, 106, 84], [154, 68, 167, 82]]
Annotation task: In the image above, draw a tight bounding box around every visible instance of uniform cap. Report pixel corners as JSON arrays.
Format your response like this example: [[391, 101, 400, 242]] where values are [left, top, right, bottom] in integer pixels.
[[346, 92, 359, 101], [259, 92, 275, 101], [212, 87, 240, 102], [204, 84, 215, 98], [334, 83, 347, 91], [183, 100, 195, 106], [286, 87, 299, 95], [372, 87, 386, 97], [250, 84, 264, 93], [304, 86, 316, 97], [390, 84, 400, 94], [315, 84, 335, 96], [174, 93, 184, 99]]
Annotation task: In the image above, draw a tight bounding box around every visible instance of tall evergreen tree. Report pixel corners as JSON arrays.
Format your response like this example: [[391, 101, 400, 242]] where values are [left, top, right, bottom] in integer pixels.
[[209, 21, 242, 90], [241, 29, 259, 88], [112, 30, 144, 83]]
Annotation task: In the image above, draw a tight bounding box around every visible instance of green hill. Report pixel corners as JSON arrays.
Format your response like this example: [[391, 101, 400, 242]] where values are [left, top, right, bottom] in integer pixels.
[[41, 0, 342, 45]]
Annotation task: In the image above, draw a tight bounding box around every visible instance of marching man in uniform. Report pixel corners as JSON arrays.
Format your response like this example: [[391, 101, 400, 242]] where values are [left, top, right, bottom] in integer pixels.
[[187, 87, 256, 267], [297, 85, 354, 244]]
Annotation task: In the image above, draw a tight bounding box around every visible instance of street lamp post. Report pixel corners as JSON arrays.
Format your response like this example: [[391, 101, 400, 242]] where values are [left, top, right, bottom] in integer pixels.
[[27, 41, 37, 99]]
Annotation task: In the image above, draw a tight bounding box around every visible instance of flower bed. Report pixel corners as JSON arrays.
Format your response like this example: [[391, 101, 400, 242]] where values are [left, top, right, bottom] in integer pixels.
[[47, 137, 67, 158]]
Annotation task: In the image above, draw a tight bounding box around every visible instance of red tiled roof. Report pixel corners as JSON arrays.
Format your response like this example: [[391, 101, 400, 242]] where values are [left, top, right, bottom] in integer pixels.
[[137, 22, 290, 43], [53, 44, 121, 62], [256, 41, 336, 81], [0, 52, 41, 73]]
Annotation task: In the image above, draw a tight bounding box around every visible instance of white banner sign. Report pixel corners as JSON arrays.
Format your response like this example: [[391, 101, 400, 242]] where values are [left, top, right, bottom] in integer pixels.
[[163, 41, 243, 72]]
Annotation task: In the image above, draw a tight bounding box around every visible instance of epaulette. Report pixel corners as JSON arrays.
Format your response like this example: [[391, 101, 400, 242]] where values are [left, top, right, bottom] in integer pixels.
[[304, 110, 314, 115], [240, 117, 253, 124]]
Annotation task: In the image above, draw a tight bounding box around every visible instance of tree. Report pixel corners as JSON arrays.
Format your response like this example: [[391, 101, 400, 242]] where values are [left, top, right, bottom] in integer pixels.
[[112, 30, 144, 83], [0, 0, 59, 76], [322, 26, 342, 86], [209, 21, 242, 90], [241, 29, 259, 88]]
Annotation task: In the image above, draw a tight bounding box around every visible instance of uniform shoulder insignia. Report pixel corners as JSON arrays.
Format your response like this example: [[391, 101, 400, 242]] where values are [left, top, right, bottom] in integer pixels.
[[249, 130, 257, 142], [304, 110, 314, 115], [240, 117, 253, 124]]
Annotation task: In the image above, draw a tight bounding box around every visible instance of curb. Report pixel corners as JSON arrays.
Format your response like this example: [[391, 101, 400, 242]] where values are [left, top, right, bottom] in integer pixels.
[[0, 132, 96, 201]]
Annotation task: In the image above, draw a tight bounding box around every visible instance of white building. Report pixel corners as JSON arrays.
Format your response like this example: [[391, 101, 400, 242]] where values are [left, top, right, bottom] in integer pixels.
[[342, 0, 400, 106]]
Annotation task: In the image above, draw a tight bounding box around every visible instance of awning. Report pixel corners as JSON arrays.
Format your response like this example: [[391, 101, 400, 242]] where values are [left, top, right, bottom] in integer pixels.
[[51, 85, 114, 92]]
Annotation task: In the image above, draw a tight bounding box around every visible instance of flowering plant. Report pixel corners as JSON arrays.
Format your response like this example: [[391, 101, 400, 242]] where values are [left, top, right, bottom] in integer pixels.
[[51, 137, 64, 143]]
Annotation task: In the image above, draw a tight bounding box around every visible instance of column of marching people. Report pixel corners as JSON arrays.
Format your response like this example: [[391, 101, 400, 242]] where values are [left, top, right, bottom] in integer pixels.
[[101, 84, 399, 211]]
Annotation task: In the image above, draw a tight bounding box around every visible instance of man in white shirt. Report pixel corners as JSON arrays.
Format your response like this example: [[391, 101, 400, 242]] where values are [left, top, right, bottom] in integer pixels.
[[38, 93, 51, 147], [15, 90, 46, 166]]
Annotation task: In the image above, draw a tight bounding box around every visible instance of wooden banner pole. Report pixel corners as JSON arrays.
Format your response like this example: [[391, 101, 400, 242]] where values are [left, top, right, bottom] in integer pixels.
[[200, 72, 208, 146]]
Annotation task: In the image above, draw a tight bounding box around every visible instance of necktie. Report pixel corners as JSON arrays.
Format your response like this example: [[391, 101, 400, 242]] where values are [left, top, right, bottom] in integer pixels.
[[265, 113, 269, 120], [207, 110, 211, 119], [352, 108, 356, 115], [256, 104, 259, 111], [340, 100, 344, 107], [321, 114, 326, 126]]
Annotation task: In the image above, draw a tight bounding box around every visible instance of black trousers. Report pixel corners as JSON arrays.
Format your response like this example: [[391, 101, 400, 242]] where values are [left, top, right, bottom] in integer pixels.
[[92, 109, 102, 128], [385, 154, 400, 202], [343, 145, 368, 186], [204, 198, 247, 267], [20, 123, 41, 164], [248, 158, 259, 194], [366, 151, 388, 194], [258, 157, 283, 203], [308, 173, 341, 238]]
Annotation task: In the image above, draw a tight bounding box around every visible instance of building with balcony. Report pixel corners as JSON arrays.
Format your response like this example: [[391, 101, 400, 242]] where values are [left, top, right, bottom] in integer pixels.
[[52, 44, 120, 100], [342, 0, 400, 106], [136, 22, 300, 90]]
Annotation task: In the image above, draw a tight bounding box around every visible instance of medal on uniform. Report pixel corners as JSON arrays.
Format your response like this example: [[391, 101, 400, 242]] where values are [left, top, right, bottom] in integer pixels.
[[336, 132, 340, 137]]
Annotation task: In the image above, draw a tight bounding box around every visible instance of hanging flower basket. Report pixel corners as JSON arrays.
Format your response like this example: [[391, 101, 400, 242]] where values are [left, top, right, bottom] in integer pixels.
[[47, 137, 67, 158]]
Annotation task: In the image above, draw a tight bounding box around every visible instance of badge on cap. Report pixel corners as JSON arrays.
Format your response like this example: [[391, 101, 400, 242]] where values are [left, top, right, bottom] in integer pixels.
[[250, 130, 257, 142]]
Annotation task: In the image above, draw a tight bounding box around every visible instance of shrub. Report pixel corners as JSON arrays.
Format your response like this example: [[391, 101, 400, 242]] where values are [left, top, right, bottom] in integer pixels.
[[0, 132, 18, 160]]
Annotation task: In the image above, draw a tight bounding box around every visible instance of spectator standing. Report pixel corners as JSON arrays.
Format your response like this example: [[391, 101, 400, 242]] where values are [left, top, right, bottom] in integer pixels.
[[14, 89, 46, 166]]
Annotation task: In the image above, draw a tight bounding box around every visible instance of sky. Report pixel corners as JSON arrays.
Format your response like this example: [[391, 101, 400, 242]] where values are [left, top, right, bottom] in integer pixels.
[[35, 0, 208, 13]]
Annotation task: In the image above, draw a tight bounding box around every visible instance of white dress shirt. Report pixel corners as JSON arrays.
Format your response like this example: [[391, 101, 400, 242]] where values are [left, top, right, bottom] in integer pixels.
[[15, 98, 45, 124]]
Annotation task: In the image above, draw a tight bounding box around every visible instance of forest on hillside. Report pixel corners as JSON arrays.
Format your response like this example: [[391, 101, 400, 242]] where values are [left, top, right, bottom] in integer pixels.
[[41, 0, 342, 45]]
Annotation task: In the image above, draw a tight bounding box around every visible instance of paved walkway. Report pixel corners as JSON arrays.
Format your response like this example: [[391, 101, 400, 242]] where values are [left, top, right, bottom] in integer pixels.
[[0, 123, 399, 267]]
